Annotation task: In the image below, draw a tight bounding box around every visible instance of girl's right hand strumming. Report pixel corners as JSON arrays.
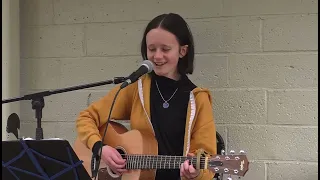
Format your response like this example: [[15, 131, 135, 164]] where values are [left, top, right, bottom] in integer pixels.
[[101, 145, 127, 175]]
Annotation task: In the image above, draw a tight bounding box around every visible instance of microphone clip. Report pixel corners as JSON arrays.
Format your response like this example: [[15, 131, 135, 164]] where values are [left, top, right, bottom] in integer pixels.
[[113, 77, 128, 84]]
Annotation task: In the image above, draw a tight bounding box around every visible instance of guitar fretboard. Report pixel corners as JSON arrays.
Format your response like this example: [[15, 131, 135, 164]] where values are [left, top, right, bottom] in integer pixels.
[[121, 154, 206, 170]]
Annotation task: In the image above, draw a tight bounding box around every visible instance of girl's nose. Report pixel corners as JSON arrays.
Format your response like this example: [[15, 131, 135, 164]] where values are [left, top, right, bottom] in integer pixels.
[[154, 49, 163, 59]]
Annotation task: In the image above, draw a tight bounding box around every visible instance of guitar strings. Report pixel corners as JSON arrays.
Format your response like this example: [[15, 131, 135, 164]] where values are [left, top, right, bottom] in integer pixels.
[[120, 155, 214, 163], [121, 155, 240, 171], [123, 155, 208, 169]]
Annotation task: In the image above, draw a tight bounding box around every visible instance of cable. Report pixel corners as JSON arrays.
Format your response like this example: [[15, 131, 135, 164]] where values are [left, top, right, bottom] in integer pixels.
[[93, 87, 122, 180]]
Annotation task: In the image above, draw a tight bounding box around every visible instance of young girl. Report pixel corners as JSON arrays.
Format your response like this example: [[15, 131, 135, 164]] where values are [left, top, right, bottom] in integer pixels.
[[76, 13, 217, 180]]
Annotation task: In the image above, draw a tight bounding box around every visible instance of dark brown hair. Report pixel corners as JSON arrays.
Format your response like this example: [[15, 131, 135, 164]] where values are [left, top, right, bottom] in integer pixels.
[[141, 13, 195, 74]]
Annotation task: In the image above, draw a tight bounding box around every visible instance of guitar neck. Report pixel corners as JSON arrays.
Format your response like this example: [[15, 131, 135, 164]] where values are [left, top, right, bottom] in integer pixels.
[[122, 154, 207, 170]]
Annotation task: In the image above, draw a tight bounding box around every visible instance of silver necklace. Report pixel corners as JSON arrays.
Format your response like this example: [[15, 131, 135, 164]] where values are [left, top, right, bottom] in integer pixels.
[[155, 81, 178, 108]]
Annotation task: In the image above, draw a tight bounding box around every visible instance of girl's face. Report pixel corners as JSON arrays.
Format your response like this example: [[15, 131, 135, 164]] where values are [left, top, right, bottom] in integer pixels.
[[146, 28, 188, 80]]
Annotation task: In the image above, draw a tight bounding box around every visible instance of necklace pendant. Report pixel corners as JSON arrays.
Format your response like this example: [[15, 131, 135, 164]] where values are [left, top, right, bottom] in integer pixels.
[[163, 102, 169, 108]]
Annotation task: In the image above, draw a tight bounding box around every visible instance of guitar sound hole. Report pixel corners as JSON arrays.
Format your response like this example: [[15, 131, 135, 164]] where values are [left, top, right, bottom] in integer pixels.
[[116, 148, 127, 160]]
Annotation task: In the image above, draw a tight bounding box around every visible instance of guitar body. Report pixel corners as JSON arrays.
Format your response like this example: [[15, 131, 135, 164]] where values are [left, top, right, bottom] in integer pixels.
[[74, 121, 249, 179], [73, 121, 158, 180]]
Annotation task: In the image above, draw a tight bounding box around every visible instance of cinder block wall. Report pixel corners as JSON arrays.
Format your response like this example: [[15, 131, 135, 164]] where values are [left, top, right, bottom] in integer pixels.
[[19, 0, 318, 179]]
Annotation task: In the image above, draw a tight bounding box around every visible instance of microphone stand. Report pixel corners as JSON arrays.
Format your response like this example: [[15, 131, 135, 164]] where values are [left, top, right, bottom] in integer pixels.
[[2, 77, 127, 140]]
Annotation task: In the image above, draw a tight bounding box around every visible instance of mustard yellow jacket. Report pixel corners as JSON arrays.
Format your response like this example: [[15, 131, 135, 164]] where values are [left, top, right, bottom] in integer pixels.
[[76, 74, 217, 179]]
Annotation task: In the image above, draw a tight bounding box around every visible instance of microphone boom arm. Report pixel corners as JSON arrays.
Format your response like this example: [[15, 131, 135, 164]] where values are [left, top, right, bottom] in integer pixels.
[[2, 77, 127, 140]]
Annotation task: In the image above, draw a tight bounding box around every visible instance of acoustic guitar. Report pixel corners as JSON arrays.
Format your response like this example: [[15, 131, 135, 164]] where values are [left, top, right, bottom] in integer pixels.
[[73, 121, 249, 180]]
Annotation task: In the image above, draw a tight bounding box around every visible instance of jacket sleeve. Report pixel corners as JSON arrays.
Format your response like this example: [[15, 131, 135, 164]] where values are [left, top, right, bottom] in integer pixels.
[[188, 91, 217, 180], [75, 84, 135, 151]]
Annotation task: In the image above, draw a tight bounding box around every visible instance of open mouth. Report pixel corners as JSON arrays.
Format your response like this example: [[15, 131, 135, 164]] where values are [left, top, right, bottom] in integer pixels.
[[153, 62, 166, 66]]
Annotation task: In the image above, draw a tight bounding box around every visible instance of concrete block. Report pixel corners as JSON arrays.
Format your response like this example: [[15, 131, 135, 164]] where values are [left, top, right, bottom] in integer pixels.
[[188, 17, 261, 53], [121, 122, 131, 130], [189, 54, 228, 89], [53, 0, 134, 24], [221, 0, 318, 16], [263, 15, 318, 51], [216, 125, 227, 139], [268, 162, 318, 180], [86, 91, 111, 106], [20, 122, 53, 139], [216, 125, 227, 152], [20, 121, 128, 145], [59, 56, 141, 89], [54, 122, 78, 144], [133, 0, 222, 20], [229, 54, 318, 88], [212, 90, 267, 124], [20, 122, 77, 145], [21, 25, 85, 58], [20, 0, 54, 26], [86, 22, 145, 56], [20, 58, 61, 90], [227, 125, 318, 161], [268, 90, 318, 125]]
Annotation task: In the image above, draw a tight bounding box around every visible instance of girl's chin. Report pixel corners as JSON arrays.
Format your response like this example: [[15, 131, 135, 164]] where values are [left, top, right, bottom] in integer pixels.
[[154, 71, 167, 76]]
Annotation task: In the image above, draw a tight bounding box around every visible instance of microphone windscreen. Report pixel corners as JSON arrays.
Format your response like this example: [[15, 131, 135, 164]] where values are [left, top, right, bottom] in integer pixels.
[[6, 113, 20, 139]]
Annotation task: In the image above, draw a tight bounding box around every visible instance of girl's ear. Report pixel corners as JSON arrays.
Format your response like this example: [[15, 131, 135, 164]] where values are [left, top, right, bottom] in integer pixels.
[[179, 45, 188, 58]]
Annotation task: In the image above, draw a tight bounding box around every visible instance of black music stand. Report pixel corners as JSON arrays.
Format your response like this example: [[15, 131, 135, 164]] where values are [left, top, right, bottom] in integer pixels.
[[2, 139, 91, 180]]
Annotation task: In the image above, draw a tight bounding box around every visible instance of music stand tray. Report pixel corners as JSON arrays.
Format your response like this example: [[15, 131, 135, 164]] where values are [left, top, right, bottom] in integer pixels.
[[2, 139, 91, 180]]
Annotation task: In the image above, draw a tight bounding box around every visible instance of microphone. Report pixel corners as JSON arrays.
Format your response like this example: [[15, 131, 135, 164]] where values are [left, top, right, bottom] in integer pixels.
[[6, 113, 20, 139], [120, 60, 153, 89]]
